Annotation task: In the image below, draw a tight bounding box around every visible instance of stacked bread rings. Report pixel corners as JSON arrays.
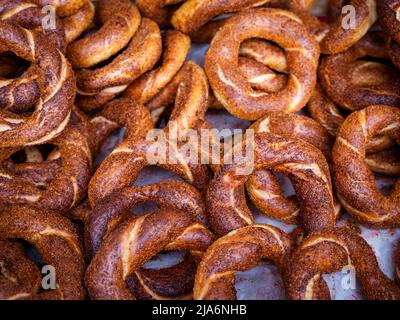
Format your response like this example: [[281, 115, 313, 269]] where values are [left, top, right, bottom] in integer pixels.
[[1, 0, 400, 301]]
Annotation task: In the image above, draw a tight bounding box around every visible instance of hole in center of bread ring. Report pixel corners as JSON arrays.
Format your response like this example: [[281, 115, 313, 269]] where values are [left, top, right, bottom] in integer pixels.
[[205, 8, 320, 120]]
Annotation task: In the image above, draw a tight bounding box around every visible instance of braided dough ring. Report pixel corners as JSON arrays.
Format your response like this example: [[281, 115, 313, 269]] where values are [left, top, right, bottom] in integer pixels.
[[89, 63, 210, 205], [0, 124, 91, 212], [333, 105, 400, 228], [144, 61, 208, 121], [0, 106, 117, 198], [67, 0, 141, 68], [0, 240, 41, 300], [63, 0, 94, 43], [209, 39, 289, 110], [245, 112, 336, 225], [210, 40, 290, 109], [85, 181, 208, 299], [86, 209, 215, 300], [123, 30, 190, 105], [207, 132, 336, 236], [86, 180, 208, 258], [308, 85, 400, 176], [319, 33, 400, 111], [194, 225, 293, 300], [0, 22, 75, 148], [75, 18, 162, 111], [284, 227, 400, 300], [0, 205, 86, 300], [0, 0, 66, 52], [205, 8, 319, 120]]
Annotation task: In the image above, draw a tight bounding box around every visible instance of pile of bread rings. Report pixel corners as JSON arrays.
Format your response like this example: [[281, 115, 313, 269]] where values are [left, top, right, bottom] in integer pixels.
[[0, 0, 400, 300]]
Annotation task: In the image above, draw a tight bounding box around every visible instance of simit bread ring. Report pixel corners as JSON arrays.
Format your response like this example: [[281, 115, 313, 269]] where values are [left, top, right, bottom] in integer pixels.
[[171, 0, 277, 39], [85, 181, 208, 300], [207, 132, 336, 236], [245, 112, 337, 225], [89, 63, 210, 205], [73, 18, 162, 111], [0, 123, 92, 212], [67, 0, 141, 68], [332, 105, 400, 228], [193, 224, 293, 300], [0, 105, 118, 197], [205, 8, 320, 120], [299, 0, 377, 54], [0, 0, 66, 52], [0, 239, 41, 300], [319, 33, 400, 111], [377, 0, 400, 45], [62, 0, 94, 43], [86, 180, 208, 258], [85, 209, 215, 300], [144, 61, 206, 120], [123, 30, 190, 105], [284, 227, 400, 300], [239, 39, 288, 74], [34, 0, 86, 17], [0, 22, 75, 148], [0, 205, 86, 300], [1, 146, 61, 188], [309, 85, 400, 176]]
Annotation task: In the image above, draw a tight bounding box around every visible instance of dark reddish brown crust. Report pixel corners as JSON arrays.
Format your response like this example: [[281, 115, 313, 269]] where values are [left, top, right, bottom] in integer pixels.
[[171, 0, 273, 37], [239, 39, 288, 73], [85, 181, 208, 300], [207, 133, 336, 236], [0, 124, 92, 212], [284, 227, 400, 300], [0, 239, 41, 300], [0, 0, 66, 53], [136, 0, 183, 28], [75, 18, 162, 111], [332, 105, 400, 228], [0, 22, 75, 148], [205, 8, 320, 120], [145, 60, 199, 112], [245, 112, 335, 224], [308, 84, 400, 176], [238, 57, 287, 93], [304, 0, 377, 54], [85, 209, 215, 300], [125, 254, 198, 300], [89, 63, 211, 206], [378, 0, 400, 45], [308, 84, 346, 137], [386, 37, 400, 70], [63, 0, 94, 43], [124, 30, 190, 105], [194, 225, 293, 300], [319, 33, 400, 111], [86, 181, 208, 258], [67, 0, 141, 68], [0, 205, 86, 300]]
